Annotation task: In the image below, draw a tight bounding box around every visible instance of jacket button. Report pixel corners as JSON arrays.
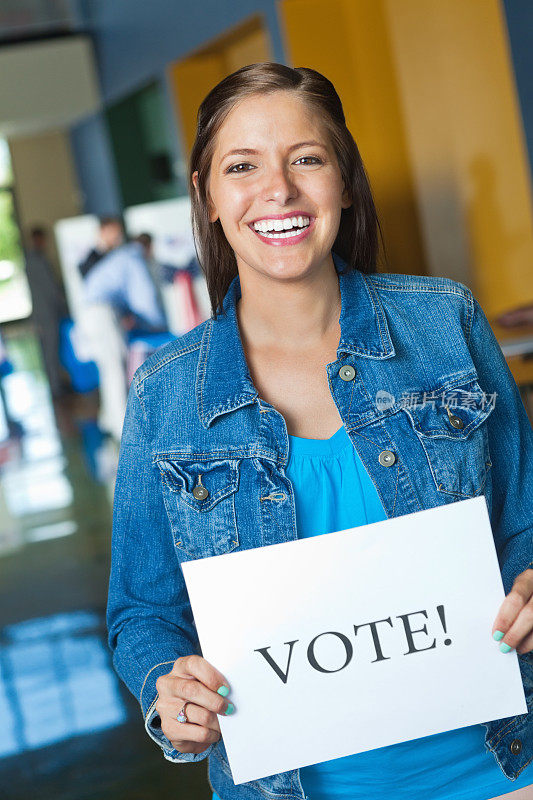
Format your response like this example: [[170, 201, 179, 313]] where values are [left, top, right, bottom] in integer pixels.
[[339, 365, 356, 382], [192, 484, 209, 500], [446, 408, 464, 429], [378, 450, 396, 467], [510, 739, 522, 755]]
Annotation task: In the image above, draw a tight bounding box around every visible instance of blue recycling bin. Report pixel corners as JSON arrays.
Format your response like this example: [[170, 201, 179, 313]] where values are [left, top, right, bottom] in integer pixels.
[[58, 318, 99, 393]]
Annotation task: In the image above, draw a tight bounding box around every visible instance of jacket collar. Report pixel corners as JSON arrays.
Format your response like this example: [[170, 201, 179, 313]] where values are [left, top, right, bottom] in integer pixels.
[[196, 251, 395, 428]]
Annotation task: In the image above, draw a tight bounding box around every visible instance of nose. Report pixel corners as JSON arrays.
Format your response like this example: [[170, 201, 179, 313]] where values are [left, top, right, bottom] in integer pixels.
[[261, 163, 298, 205]]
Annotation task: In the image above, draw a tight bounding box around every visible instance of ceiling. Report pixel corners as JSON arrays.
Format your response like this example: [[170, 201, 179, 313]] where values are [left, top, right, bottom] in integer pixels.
[[0, 0, 82, 44], [0, 2, 100, 138]]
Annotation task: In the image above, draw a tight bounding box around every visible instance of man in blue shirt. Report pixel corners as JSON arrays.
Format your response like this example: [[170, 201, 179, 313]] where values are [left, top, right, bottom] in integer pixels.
[[81, 234, 168, 441], [84, 234, 167, 332]]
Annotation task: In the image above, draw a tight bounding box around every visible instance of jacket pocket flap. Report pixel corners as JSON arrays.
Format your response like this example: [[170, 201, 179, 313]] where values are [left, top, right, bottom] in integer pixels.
[[403, 380, 495, 440], [156, 458, 239, 512]]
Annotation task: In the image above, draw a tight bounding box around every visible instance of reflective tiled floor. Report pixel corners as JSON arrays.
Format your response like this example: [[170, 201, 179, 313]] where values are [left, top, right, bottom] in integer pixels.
[[0, 327, 211, 799]]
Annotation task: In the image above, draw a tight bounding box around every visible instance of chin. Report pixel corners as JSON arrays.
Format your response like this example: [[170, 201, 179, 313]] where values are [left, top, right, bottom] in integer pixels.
[[237, 247, 324, 282], [262, 261, 316, 283]]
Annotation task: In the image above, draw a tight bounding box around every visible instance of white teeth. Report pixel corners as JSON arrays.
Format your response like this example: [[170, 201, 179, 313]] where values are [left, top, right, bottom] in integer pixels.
[[252, 216, 311, 232], [254, 224, 311, 239]]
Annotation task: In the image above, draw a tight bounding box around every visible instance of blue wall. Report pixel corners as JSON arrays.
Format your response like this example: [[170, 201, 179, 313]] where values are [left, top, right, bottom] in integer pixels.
[[72, 0, 287, 213], [83, 0, 285, 104], [70, 112, 122, 216], [502, 0, 533, 179]]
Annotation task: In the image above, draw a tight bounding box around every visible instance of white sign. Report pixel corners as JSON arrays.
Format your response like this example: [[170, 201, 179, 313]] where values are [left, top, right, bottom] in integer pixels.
[[54, 214, 100, 326], [182, 496, 527, 785]]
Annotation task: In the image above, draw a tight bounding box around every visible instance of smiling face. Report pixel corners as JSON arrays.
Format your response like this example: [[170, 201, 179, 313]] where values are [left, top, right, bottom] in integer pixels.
[[193, 90, 351, 284]]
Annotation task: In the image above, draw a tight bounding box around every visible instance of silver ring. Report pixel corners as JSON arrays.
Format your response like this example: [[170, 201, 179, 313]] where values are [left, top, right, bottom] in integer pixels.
[[176, 702, 189, 723]]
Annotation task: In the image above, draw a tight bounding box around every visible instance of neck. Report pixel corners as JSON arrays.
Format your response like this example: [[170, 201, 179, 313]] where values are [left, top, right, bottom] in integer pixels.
[[236, 254, 341, 352]]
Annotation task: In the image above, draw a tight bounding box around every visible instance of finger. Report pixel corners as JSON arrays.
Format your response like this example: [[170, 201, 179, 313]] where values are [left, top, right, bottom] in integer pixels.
[[181, 703, 222, 732], [500, 601, 533, 652], [169, 740, 213, 755], [157, 700, 222, 733], [492, 573, 533, 638], [162, 718, 221, 748], [517, 630, 533, 656], [173, 654, 230, 697], [176, 677, 231, 715], [156, 674, 233, 720]]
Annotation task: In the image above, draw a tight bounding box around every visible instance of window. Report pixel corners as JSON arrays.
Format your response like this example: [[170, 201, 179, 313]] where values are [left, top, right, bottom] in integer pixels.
[[0, 139, 32, 323], [0, 611, 127, 756]]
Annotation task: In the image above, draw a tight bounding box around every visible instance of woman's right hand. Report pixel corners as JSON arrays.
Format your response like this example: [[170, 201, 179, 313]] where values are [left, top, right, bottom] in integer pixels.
[[155, 654, 233, 754]]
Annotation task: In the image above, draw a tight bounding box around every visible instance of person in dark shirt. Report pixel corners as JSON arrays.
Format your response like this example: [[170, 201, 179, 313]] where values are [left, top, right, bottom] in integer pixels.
[[25, 226, 68, 398]]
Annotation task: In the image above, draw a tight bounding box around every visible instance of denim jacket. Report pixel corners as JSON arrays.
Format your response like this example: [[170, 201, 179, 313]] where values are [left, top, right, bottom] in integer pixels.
[[107, 251, 533, 799]]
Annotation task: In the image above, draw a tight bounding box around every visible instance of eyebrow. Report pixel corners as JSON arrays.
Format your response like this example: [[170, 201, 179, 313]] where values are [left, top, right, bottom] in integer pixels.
[[219, 140, 327, 164]]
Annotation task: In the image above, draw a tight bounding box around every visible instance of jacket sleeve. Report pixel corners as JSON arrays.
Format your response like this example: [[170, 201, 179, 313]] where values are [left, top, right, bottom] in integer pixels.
[[106, 376, 216, 763], [465, 293, 533, 595]]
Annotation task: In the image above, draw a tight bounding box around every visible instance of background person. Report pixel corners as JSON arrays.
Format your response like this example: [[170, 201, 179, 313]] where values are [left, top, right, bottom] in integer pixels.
[[81, 233, 168, 441], [24, 226, 68, 399], [78, 215, 124, 279], [83, 233, 167, 334]]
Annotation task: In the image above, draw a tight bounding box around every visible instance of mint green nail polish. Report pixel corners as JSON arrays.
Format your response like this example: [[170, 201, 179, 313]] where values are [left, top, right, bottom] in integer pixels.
[[493, 630, 504, 642], [225, 702, 235, 715], [500, 642, 513, 653], [217, 685, 229, 697]]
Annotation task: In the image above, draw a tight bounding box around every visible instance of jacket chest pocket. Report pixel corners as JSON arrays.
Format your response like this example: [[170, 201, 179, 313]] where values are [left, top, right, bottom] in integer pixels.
[[402, 380, 494, 498], [155, 457, 241, 560]]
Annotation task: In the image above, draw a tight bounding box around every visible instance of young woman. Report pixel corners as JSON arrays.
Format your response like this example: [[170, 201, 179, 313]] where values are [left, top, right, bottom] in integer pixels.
[[107, 62, 533, 800]]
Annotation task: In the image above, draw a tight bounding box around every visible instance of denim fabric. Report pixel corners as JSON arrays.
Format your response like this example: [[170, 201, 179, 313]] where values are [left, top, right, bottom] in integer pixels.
[[107, 251, 533, 799]]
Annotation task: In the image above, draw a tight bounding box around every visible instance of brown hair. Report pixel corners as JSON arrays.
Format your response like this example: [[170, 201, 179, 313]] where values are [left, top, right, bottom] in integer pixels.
[[189, 62, 384, 318]]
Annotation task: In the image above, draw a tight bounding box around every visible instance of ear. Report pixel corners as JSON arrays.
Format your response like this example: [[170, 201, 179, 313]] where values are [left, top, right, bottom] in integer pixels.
[[192, 170, 199, 195], [207, 197, 219, 223], [341, 182, 352, 210], [192, 170, 219, 223]]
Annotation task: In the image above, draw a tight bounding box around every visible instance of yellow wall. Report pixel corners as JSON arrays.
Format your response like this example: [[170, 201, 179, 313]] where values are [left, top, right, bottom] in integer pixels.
[[169, 15, 272, 155], [9, 129, 81, 271], [384, 0, 533, 319], [279, 0, 533, 320], [279, 0, 428, 276]]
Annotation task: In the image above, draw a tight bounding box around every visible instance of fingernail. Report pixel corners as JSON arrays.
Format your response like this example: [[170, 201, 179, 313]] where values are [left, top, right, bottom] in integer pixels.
[[500, 642, 513, 653], [217, 685, 229, 697], [493, 630, 504, 642], [224, 702, 235, 715]]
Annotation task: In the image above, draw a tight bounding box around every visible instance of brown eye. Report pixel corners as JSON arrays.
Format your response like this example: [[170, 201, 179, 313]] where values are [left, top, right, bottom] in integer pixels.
[[294, 156, 322, 165], [226, 163, 255, 174]]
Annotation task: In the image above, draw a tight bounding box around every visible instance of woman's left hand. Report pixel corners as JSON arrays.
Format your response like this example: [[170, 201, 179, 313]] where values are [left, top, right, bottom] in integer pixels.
[[492, 568, 533, 654]]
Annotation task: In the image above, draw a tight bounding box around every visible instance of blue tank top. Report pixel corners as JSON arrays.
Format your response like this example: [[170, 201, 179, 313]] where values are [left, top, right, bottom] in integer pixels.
[[212, 425, 531, 799]]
